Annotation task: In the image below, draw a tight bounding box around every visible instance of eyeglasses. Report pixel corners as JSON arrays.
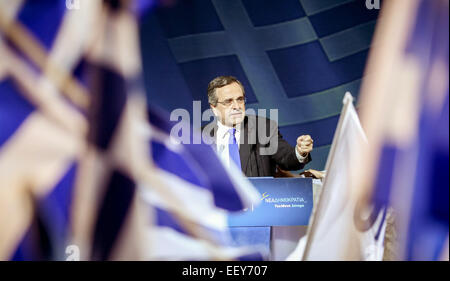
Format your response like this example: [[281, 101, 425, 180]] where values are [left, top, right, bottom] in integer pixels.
[[216, 96, 246, 107]]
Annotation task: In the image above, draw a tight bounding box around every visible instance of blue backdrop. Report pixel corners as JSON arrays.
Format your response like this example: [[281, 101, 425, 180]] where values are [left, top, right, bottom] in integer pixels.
[[139, 0, 380, 171]]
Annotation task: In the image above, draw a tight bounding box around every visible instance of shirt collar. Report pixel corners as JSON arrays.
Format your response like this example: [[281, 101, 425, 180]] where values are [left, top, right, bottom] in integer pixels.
[[217, 120, 242, 141]]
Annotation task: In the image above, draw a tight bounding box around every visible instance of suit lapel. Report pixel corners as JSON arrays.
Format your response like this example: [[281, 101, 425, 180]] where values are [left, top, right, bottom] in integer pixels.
[[239, 116, 255, 174], [207, 118, 253, 174]]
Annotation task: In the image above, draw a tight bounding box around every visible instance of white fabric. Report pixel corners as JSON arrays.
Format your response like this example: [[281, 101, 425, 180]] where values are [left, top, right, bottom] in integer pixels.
[[302, 93, 386, 261], [138, 169, 229, 231], [216, 120, 241, 168], [144, 226, 266, 261]]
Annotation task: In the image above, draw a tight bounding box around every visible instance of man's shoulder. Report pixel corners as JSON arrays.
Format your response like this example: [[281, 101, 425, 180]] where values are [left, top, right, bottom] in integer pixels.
[[246, 114, 279, 131]]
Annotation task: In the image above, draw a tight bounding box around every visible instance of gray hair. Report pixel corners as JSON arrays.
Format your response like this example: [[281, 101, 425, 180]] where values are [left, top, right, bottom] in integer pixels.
[[207, 76, 245, 106]]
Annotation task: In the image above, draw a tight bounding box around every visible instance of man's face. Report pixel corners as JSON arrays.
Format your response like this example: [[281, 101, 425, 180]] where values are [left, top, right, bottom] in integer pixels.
[[211, 82, 246, 127]]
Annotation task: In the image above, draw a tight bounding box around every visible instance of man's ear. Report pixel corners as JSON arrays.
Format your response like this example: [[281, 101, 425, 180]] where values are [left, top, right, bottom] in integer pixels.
[[210, 104, 218, 116]]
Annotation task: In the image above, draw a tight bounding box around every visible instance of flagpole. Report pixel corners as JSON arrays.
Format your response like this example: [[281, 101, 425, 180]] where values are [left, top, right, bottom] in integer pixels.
[[301, 92, 354, 261]]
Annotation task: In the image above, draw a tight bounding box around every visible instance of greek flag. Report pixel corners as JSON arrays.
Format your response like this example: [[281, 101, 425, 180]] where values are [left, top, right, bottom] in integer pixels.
[[354, 0, 449, 261], [0, 0, 262, 261]]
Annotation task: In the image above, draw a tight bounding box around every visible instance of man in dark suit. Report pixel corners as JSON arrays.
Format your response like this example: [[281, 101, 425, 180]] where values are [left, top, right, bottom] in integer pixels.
[[202, 76, 313, 177]]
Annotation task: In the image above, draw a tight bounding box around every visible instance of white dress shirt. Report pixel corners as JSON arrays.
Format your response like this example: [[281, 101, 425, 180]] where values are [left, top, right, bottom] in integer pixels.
[[216, 121, 242, 168], [215, 120, 308, 169]]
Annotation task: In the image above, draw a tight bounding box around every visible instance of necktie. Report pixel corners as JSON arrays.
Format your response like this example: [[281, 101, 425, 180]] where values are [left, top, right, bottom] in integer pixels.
[[228, 128, 241, 170]]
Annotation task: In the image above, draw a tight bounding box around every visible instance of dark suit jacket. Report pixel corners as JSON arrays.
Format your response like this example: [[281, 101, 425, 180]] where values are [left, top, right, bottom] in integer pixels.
[[202, 115, 311, 177]]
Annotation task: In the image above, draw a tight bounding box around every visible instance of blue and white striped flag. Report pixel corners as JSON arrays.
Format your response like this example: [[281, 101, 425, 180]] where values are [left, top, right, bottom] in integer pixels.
[[142, 105, 262, 260], [0, 0, 263, 261], [0, 0, 93, 260], [355, 0, 449, 261]]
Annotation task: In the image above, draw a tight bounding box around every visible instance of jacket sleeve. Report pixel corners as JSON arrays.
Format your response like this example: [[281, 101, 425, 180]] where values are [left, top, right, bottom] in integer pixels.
[[272, 131, 312, 171], [261, 118, 312, 171]]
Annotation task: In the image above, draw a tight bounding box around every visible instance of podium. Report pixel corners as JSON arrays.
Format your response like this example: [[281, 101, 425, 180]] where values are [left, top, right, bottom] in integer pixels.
[[227, 178, 314, 260]]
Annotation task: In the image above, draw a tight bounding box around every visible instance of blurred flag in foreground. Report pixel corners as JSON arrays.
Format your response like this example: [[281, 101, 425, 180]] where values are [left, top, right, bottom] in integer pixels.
[[143, 106, 263, 260], [294, 92, 386, 261], [353, 0, 449, 261], [0, 0, 262, 261]]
